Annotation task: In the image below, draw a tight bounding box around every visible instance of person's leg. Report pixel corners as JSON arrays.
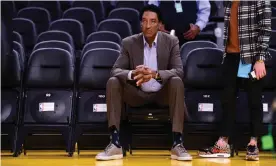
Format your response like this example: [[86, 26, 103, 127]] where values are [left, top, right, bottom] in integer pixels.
[[155, 77, 191, 161], [244, 77, 264, 161], [96, 77, 148, 160], [198, 53, 240, 158]]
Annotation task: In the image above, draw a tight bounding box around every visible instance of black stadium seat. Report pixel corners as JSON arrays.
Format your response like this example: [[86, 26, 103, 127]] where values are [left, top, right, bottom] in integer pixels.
[[50, 19, 85, 50], [74, 48, 119, 154], [98, 19, 132, 39], [13, 48, 75, 156], [63, 7, 97, 38], [13, 31, 24, 48], [81, 41, 120, 57], [33, 40, 74, 58], [108, 8, 141, 34], [86, 31, 122, 45], [13, 18, 37, 53], [37, 30, 74, 49], [13, 41, 25, 66], [28, 1, 61, 21], [72, 1, 105, 23], [269, 30, 276, 49], [1, 50, 23, 153], [17, 7, 51, 35], [184, 48, 224, 123], [180, 41, 218, 67], [115, 1, 145, 12]]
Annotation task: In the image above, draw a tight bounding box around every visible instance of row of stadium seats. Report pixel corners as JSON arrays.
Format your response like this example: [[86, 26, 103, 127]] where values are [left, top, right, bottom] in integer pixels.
[[2, 42, 276, 156], [10, 1, 146, 22]]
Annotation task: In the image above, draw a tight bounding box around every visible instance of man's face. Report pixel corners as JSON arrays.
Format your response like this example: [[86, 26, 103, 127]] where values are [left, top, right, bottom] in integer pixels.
[[141, 11, 160, 39]]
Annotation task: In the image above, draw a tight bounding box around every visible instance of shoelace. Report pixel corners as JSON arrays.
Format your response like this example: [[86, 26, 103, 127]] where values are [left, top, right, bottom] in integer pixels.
[[104, 142, 114, 153], [176, 144, 187, 153]]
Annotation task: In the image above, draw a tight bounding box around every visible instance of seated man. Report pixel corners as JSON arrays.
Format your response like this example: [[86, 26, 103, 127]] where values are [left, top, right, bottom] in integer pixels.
[[95, 5, 191, 161]]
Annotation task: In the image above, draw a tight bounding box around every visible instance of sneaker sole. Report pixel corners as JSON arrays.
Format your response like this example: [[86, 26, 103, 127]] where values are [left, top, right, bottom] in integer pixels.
[[95, 154, 123, 161], [246, 156, 259, 161], [171, 155, 193, 161], [199, 153, 230, 158]]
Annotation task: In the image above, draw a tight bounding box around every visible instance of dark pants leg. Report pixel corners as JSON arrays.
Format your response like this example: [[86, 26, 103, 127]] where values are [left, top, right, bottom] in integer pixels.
[[220, 53, 264, 138], [106, 77, 185, 133], [244, 78, 264, 137], [220, 53, 240, 138]]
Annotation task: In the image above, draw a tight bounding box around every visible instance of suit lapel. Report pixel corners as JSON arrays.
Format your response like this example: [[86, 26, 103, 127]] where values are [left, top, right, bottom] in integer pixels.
[[156, 32, 164, 70], [135, 33, 144, 67]]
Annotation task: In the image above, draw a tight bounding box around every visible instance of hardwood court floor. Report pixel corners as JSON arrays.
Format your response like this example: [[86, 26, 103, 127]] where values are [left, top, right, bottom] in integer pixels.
[[1, 150, 276, 166]]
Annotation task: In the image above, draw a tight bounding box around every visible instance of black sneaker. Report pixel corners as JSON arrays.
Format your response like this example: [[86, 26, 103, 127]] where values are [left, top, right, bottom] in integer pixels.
[[246, 145, 259, 161]]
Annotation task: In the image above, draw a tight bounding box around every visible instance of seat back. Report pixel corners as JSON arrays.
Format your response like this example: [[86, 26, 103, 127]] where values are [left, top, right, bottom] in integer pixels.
[[13, 18, 37, 51], [86, 31, 121, 45], [28, 1, 61, 20], [63, 7, 97, 37], [2, 50, 22, 88], [115, 1, 145, 11], [72, 1, 105, 23], [1, 50, 22, 124], [81, 41, 120, 57], [13, 41, 25, 65], [270, 30, 276, 49], [180, 41, 218, 66], [26, 48, 74, 88], [17, 7, 51, 34], [13, 31, 24, 47], [33, 40, 74, 58], [37, 30, 74, 49], [263, 48, 276, 89], [79, 48, 119, 89], [50, 19, 85, 50], [108, 8, 140, 34], [272, 17, 276, 30], [184, 48, 223, 89], [98, 19, 132, 39]]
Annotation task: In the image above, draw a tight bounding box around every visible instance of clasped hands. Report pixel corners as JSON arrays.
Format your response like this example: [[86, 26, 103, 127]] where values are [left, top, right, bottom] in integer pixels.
[[131, 65, 157, 86]]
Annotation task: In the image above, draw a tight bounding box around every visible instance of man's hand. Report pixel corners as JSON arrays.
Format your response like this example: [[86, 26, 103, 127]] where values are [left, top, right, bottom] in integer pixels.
[[133, 65, 156, 86], [253, 61, 266, 80], [183, 24, 200, 40], [159, 23, 170, 33]]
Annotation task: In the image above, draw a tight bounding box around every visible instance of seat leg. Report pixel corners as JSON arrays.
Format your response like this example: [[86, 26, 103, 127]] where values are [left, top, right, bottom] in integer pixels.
[[13, 127, 25, 157]]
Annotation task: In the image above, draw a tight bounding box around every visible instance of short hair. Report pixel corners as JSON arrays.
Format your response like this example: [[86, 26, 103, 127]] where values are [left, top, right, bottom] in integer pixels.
[[140, 4, 163, 22]]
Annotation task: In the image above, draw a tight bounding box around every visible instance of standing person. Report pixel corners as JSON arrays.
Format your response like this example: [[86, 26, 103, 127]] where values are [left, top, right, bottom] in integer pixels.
[[95, 5, 192, 161], [149, 0, 211, 46], [198, 0, 271, 161]]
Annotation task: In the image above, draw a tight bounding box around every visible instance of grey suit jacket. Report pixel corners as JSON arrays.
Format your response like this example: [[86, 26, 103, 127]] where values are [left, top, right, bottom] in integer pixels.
[[111, 31, 184, 85]]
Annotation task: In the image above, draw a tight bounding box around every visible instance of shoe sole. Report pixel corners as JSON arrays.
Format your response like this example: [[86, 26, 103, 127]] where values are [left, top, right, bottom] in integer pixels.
[[171, 155, 192, 161], [199, 153, 230, 158], [246, 156, 259, 161], [95, 154, 123, 161]]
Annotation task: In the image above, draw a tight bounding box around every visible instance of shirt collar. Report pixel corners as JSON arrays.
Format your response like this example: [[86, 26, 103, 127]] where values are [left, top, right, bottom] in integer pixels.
[[143, 32, 158, 48]]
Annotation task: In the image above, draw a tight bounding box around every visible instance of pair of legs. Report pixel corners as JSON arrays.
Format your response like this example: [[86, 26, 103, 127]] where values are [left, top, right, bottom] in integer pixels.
[[96, 77, 192, 161], [107, 76, 185, 133], [199, 53, 264, 160]]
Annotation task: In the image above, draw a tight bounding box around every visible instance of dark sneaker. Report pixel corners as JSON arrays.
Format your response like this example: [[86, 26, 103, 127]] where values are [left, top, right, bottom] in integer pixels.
[[246, 145, 259, 161], [198, 142, 231, 158], [171, 144, 192, 161], [95, 142, 123, 161]]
